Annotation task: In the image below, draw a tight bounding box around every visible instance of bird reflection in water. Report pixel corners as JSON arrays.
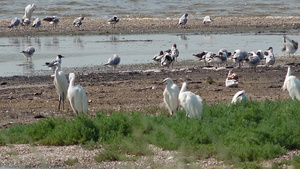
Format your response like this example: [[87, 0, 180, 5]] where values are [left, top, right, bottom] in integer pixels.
[[17, 61, 35, 76], [73, 36, 84, 49]]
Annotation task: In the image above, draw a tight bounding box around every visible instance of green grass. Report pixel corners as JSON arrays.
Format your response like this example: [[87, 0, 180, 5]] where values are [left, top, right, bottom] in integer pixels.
[[0, 99, 299, 167]]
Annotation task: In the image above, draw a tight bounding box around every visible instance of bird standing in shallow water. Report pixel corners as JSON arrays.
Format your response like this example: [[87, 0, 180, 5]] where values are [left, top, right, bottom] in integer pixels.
[[178, 82, 203, 120], [104, 54, 121, 71], [67, 73, 88, 114], [282, 35, 298, 57], [282, 66, 300, 100], [108, 16, 119, 28], [163, 78, 180, 116], [21, 46, 35, 62], [53, 62, 68, 111]]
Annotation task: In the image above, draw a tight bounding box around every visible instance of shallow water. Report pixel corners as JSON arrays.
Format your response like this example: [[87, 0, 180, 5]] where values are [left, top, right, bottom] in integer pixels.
[[1, 0, 300, 20], [0, 33, 297, 77]]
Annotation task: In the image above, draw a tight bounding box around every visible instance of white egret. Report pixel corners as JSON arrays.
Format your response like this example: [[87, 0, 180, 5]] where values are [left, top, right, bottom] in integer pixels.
[[163, 78, 180, 115], [23, 4, 36, 20], [108, 15, 119, 28], [21, 46, 35, 62], [282, 35, 298, 56], [67, 73, 88, 114], [73, 17, 84, 27], [8, 18, 20, 28], [231, 90, 248, 104], [282, 66, 300, 100], [45, 54, 64, 71], [179, 82, 203, 120], [178, 13, 188, 28], [53, 62, 68, 111], [104, 54, 121, 71]]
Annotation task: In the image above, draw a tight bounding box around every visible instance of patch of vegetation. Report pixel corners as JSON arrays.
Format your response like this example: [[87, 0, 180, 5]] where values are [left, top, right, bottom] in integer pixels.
[[64, 158, 79, 166], [0, 99, 299, 167]]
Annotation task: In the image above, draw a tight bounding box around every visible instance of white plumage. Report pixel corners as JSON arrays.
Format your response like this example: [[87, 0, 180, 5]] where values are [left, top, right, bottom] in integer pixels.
[[231, 90, 248, 104], [104, 54, 121, 71], [282, 66, 300, 100], [108, 15, 119, 28], [153, 51, 165, 63], [32, 18, 41, 28], [203, 16, 213, 25], [9, 18, 20, 28], [73, 17, 84, 27], [21, 46, 35, 62], [23, 4, 36, 20], [163, 78, 180, 115], [179, 82, 202, 120], [45, 54, 64, 71], [67, 73, 88, 114], [282, 35, 298, 56], [53, 62, 68, 111], [232, 49, 249, 68], [264, 47, 275, 67], [178, 13, 188, 27]]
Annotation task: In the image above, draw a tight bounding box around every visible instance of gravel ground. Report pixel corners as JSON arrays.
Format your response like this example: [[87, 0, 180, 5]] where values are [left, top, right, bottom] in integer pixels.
[[1, 16, 300, 168]]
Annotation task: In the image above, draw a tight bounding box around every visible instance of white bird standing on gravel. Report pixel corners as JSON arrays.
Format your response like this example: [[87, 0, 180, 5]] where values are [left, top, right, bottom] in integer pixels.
[[203, 16, 213, 25], [43, 16, 60, 28], [264, 47, 275, 67], [73, 16, 84, 27], [104, 54, 121, 71], [282, 35, 298, 56], [178, 13, 188, 28], [282, 66, 300, 100], [232, 49, 249, 68], [32, 18, 41, 28], [53, 62, 68, 111], [67, 73, 88, 114], [8, 18, 20, 28], [108, 15, 119, 28], [179, 82, 203, 120], [245, 51, 261, 71], [21, 46, 35, 62], [163, 78, 180, 115], [231, 90, 248, 104], [23, 4, 36, 20]]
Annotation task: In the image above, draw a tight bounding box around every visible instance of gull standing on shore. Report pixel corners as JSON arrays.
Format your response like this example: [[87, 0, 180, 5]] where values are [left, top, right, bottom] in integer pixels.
[[45, 54, 64, 71], [43, 16, 60, 28], [23, 4, 36, 20], [32, 18, 41, 28], [264, 47, 275, 67], [178, 13, 188, 28], [232, 49, 249, 68], [8, 18, 20, 28], [22, 18, 31, 27], [108, 15, 119, 28], [282, 35, 298, 56], [153, 51, 164, 63], [73, 17, 84, 27], [104, 54, 121, 71], [21, 46, 35, 62], [203, 16, 213, 25], [245, 51, 261, 71]]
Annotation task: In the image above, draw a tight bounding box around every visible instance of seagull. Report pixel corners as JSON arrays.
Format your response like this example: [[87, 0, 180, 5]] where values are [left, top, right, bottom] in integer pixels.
[[171, 44, 179, 62], [108, 15, 119, 28], [193, 51, 207, 60], [204, 52, 217, 67], [22, 18, 31, 27], [104, 54, 121, 71], [282, 35, 298, 56], [203, 16, 213, 25], [232, 49, 249, 68], [8, 18, 20, 28], [43, 16, 59, 28], [245, 51, 261, 71], [45, 54, 64, 71], [161, 52, 174, 69], [213, 51, 228, 67], [231, 90, 248, 104], [256, 50, 264, 60], [32, 18, 41, 28], [73, 17, 84, 27], [225, 69, 238, 87], [23, 4, 36, 20], [264, 47, 275, 67], [178, 13, 188, 28], [153, 51, 165, 63], [21, 46, 35, 62], [218, 49, 232, 58]]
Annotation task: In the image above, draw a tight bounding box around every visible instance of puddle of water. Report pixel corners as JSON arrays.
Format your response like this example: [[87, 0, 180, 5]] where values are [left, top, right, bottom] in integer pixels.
[[0, 33, 295, 77]]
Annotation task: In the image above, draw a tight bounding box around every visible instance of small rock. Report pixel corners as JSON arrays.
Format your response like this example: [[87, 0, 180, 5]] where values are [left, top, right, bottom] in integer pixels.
[[0, 82, 7, 85]]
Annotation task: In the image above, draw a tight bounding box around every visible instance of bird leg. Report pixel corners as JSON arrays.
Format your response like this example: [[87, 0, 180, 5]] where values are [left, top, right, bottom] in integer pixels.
[[58, 97, 61, 111]]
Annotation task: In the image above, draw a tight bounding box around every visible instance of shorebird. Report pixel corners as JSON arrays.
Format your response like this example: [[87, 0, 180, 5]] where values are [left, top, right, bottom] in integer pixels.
[[245, 51, 261, 71], [22, 18, 31, 27], [32, 18, 41, 28], [45, 54, 65, 71], [225, 69, 238, 87], [232, 49, 249, 68], [21, 46, 35, 62], [203, 16, 213, 25], [104, 54, 121, 71], [53, 62, 68, 111], [282, 66, 300, 100], [68, 73, 88, 114], [171, 44, 179, 62], [43, 16, 60, 28], [8, 18, 20, 28], [23, 4, 36, 20], [264, 47, 275, 67], [231, 90, 248, 104], [73, 17, 84, 27], [153, 50, 165, 63], [178, 13, 188, 28], [108, 15, 119, 28], [161, 52, 174, 69], [282, 35, 298, 56], [163, 78, 180, 116]]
